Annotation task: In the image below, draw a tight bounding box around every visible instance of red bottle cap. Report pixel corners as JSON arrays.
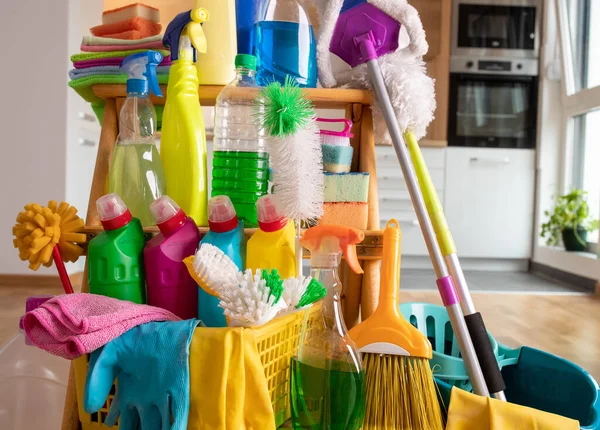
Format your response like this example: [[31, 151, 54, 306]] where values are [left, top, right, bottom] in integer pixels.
[[208, 195, 239, 233], [257, 195, 287, 232], [97, 193, 132, 231], [150, 196, 187, 235]]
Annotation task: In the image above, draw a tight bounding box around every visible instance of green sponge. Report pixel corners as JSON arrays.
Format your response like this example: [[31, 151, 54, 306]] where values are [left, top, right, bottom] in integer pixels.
[[324, 173, 370, 203]]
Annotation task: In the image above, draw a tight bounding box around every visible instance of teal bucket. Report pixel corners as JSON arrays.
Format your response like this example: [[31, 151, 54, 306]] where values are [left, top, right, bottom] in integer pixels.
[[400, 302, 600, 429]]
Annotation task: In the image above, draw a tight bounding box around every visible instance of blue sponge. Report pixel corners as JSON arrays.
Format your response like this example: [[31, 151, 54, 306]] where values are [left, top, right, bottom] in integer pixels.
[[322, 144, 353, 173]]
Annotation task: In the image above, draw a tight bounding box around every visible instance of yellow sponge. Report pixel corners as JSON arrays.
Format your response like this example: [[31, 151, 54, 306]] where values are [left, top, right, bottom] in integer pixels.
[[319, 202, 368, 230]]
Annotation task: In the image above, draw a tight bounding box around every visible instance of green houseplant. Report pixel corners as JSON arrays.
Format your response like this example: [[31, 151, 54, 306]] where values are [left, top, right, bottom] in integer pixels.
[[540, 189, 599, 251]]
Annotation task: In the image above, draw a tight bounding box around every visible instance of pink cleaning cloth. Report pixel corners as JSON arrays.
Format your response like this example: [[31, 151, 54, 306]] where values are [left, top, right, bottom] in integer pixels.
[[23, 293, 180, 360], [73, 56, 172, 69], [81, 40, 165, 52]]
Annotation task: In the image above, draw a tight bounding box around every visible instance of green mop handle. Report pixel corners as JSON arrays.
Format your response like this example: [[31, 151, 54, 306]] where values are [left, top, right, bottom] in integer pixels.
[[405, 131, 507, 400]]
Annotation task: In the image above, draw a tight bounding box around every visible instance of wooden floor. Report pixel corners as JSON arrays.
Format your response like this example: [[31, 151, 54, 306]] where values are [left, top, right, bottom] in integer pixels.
[[1, 282, 599, 381]]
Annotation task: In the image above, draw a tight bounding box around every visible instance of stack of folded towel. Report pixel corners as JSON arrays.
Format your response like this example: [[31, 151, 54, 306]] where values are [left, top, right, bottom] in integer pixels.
[[68, 3, 170, 125]]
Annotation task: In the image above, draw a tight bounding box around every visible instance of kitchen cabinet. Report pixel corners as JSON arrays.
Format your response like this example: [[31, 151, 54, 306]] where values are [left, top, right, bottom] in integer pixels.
[[377, 145, 446, 256], [444, 147, 535, 259]]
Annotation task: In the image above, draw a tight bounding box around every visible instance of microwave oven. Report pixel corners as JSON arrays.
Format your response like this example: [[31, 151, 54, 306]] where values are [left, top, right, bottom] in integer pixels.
[[452, 0, 542, 58]]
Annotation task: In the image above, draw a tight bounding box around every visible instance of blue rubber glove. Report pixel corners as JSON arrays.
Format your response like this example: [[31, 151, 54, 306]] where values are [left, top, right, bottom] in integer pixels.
[[84, 320, 199, 430]]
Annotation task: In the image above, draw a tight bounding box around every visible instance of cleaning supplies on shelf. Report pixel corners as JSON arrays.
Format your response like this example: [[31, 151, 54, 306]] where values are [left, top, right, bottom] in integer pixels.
[[318, 118, 354, 173], [246, 195, 297, 279], [23, 293, 179, 360], [218, 269, 288, 327], [348, 220, 444, 430], [162, 9, 209, 226], [256, 78, 324, 276], [256, 0, 317, 87], [1, 297, 69, 430], [144, 195, 201, 319], [109, 50, 166, 226], [198, 195, 246, 327], [13, 201, 86, 294], [212, 54, 269, 227], [235, 0, 264, 54], [88, 194, 146, 304], [194, 0, 237, 85], [293, 224, 366, 429], [84, 320, 199, 430]]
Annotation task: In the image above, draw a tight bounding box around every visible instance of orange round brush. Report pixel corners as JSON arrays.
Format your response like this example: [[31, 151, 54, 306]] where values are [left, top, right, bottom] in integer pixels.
[[13, 201, 86, 294]]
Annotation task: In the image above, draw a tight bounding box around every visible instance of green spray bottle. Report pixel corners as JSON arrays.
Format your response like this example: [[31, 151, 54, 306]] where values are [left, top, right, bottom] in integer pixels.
[[88, 193, 146, 304]]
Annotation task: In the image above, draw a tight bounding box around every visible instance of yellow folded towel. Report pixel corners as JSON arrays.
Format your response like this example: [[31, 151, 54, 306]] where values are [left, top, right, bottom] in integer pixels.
[[188, 327, 275, 430], [446, 387, 580, 430]]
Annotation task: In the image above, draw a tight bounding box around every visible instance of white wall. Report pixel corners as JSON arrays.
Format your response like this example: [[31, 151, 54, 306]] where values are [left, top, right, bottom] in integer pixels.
[[0, 1, 70, 275]]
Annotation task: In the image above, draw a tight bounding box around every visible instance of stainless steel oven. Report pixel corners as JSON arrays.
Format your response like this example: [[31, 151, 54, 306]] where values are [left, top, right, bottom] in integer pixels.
[[448, 57, 538, 148], [452, 0, 541, 58]]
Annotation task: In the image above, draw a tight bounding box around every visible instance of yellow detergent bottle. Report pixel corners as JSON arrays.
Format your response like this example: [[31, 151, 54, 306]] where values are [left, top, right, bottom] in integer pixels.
[[247, 195, 297, 278], [195, 0, 237, 85], [161, 9, 209, 225]]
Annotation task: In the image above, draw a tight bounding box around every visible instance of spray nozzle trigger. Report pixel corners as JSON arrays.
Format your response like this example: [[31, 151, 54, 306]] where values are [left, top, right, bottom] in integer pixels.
[[301, 225, 365, 274], [163, 8, 209, 62], [120, 50, 163, 97]]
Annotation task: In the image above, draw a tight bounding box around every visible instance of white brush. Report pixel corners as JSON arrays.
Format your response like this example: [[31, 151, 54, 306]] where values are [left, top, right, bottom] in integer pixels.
[[282, 276, 327, 310], [189, 243, 239, 295], [218, 269, 288, 327]]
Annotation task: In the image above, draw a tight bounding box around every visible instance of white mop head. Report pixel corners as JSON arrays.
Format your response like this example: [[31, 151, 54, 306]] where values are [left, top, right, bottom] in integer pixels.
[[218, 269, 288, 327], [315, 0, 436, 142]]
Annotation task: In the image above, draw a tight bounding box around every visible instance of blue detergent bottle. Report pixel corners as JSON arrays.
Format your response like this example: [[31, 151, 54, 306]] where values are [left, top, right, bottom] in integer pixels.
[[198, 195, 246, 327], [256, 0, 317, 88]]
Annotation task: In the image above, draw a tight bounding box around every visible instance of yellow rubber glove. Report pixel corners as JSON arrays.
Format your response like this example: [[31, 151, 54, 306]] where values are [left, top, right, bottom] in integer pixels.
[[446, 387, 580, 430], [188, 327, 275, 430]]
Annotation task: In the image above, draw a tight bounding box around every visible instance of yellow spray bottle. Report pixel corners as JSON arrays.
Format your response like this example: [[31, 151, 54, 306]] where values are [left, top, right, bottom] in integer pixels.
[[161, 9, 209, 225]]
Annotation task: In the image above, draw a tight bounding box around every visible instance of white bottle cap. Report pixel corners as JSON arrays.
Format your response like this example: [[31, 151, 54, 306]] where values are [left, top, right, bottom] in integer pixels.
[[208, 196, 237, 223], [256, 195, 287, 232], [149, 195, 181, 225], [96, 193, 128, 221]]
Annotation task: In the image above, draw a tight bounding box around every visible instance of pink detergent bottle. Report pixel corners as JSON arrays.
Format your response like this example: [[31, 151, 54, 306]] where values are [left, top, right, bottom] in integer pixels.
[[144, 195, 200, 319]]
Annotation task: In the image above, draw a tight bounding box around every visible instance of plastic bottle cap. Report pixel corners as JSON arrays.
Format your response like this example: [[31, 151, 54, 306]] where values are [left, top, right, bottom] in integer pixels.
[[235, 54, 257, 71], [257, 195, 287, 232], [96, 193, 133, 231], [208, 195, 239, 233], [150, 195, 187, 235]]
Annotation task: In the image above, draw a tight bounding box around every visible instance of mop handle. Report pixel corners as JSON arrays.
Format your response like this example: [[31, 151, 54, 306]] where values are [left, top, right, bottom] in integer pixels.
[[52, 247, 74, 294], [361, 42, 489, 397], [406, 132, 507, 400]]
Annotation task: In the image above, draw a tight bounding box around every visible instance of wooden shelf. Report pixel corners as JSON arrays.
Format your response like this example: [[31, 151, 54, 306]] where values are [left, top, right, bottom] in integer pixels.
[[91, 84, 373, 108], [78, 225, 384, 260]]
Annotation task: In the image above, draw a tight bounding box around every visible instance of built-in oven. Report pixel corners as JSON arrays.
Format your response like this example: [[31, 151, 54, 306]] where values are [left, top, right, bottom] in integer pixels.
[[448, 57, 538, 148], [452, 0, 541, 58]]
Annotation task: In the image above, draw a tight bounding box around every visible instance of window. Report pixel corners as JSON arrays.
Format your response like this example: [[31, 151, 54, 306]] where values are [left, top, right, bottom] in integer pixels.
[[566, 0, 600, 91], [556, 0, 600, 250]]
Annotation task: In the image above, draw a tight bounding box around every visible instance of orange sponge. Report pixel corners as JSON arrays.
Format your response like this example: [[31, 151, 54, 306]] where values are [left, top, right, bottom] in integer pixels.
[[319, 202, 368, 230], [102, 3, 160, 25], [90, 17, 162, 39]]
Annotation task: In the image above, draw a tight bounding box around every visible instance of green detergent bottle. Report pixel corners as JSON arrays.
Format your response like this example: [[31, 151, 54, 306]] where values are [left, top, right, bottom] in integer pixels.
[[88, 193, 146, 304]]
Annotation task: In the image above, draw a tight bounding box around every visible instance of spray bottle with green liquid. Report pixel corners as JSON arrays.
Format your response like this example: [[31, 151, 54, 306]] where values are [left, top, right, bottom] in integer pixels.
[[108, 51, 166, 226], [292, 225, 366, 430]]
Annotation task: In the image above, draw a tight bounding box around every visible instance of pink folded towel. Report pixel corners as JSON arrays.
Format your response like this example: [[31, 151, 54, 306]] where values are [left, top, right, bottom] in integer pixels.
[[81, 40, 165, 52], [24, 293, 180, 360]]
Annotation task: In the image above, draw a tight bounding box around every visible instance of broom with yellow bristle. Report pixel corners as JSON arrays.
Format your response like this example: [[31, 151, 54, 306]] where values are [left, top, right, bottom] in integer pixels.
[[349, 219, 444, 429]]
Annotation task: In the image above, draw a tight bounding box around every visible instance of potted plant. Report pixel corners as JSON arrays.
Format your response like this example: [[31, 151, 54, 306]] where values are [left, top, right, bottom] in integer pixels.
[[540, 189, 599, 251]]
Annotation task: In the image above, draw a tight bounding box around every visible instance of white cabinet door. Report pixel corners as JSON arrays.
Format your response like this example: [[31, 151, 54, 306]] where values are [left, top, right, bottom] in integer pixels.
[[444, 147, 535, 258], [377, 146, 446, 256]]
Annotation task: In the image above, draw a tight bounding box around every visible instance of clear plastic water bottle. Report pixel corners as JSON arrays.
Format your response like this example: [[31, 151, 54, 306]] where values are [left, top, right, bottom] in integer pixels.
[[256, 0, 317, 88], [212, 54, 269, 227]]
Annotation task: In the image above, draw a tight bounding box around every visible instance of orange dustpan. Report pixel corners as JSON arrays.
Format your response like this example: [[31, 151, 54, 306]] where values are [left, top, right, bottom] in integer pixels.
[[349, 220, 431, 357]]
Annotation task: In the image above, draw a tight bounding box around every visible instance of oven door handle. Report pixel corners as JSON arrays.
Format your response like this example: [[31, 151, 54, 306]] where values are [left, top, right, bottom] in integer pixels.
[[469, 156, 510, 165]]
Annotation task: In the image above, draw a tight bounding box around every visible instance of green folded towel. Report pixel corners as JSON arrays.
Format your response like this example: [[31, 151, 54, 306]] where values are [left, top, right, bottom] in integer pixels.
[[69, 73, 169, 128], [71, 49, 170, 62]]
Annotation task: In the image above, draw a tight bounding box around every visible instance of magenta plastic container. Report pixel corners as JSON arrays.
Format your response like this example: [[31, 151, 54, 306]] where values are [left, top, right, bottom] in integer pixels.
[[144, 196, 201, 319]]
